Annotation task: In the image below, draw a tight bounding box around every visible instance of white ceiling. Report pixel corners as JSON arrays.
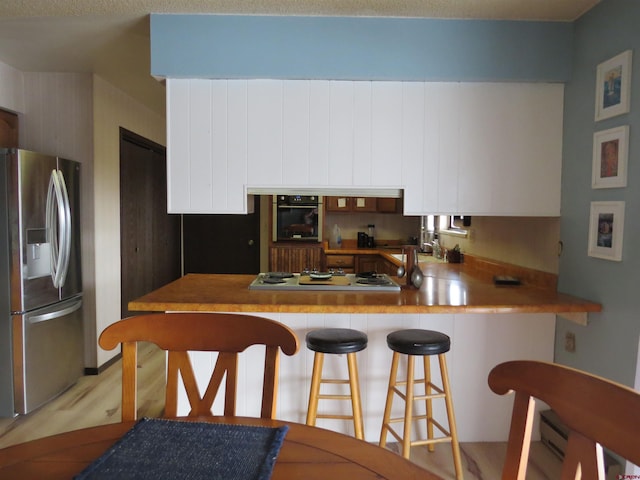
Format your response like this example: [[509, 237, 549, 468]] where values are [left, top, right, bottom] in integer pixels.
[[0, 0, 600, 116]]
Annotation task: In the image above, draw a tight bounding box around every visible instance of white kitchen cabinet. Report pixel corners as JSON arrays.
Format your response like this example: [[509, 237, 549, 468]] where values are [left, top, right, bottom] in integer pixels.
[[167, 79, 249, 213], [456, 83, 563, 215], [166, 79, 562, 216]]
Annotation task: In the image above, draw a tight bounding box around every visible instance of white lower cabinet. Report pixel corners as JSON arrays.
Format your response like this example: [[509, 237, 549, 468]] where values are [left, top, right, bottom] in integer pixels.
[[178, 312, 555, 443], [167, 79, 562, 216]]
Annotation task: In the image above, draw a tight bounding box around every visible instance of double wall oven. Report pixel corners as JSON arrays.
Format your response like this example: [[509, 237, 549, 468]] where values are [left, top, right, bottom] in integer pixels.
[[272, 195, 323, 242]]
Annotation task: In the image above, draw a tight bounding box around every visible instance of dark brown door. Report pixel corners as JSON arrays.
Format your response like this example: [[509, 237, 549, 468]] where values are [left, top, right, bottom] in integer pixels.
[[0, 109, 19, 148], [183, 201, 260, 274], [120, 129, 181, 317]]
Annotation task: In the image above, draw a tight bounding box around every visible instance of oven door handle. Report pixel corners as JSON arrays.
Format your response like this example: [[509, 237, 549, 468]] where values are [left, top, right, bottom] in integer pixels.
[[277, 205, 319, 209]]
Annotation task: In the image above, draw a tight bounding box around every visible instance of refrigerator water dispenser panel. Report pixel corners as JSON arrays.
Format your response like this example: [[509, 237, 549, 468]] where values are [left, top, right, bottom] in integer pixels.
[[26, 228, 50, 280]]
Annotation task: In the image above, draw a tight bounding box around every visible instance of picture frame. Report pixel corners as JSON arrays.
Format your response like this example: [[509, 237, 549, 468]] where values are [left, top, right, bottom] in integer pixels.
[[587, 201, 625, 261], [595, 50, 632, 121], [592, 125, 629, 188]]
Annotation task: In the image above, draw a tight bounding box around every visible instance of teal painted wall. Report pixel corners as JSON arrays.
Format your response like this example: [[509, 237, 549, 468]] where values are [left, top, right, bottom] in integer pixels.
[[557, 0, 640, 386], [150, 14, 572, 82]]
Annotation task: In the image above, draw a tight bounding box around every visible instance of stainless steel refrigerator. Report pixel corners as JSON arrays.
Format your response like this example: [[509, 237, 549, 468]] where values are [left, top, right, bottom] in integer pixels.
[[0, 148, 83, 417]]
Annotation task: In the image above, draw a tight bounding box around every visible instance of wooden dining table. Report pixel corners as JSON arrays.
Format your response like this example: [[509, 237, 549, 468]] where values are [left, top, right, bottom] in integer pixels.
[[0, 416, 442, 479]]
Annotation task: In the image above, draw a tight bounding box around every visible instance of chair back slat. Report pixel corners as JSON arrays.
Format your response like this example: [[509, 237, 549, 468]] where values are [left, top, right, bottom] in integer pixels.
[[99, 312, 299, 421], [489, 360, 640, 479]]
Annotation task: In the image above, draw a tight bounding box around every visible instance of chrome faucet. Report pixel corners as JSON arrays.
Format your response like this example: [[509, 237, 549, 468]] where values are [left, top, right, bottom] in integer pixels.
[[419, 216, 434, 253]]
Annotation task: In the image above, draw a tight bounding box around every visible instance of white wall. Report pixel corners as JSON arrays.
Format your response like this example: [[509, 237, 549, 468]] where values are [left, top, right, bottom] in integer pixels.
[[3, 70, 96, 369], [92, 75, 165, 367], [0, 62, 24, 114], [1, 61, 167, 369]]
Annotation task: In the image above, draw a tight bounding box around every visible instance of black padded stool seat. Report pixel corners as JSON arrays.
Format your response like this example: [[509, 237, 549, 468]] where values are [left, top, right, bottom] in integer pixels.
[[306, 328, 367, 439], [306, 328, 368, 354], [386, 329, 450, 356]]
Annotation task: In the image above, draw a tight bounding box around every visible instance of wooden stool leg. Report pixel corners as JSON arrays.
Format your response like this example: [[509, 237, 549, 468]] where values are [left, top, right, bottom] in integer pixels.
[[439, 354, 464, 480], [347, 352, 364, 440], [379, 351, 400, 448], [401, 355, 415, 459], [306, 352, 324, 426], [424, 355, 435, 452]]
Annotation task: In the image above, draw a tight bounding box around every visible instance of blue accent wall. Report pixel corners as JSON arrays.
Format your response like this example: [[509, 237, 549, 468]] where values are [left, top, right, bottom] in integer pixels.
[[557, 0, 640, 387], [150, 14, 573, 82]]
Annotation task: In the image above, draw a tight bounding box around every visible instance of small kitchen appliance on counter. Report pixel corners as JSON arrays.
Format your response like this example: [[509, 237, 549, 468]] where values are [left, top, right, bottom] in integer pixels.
[[357, 232, 368, 248]]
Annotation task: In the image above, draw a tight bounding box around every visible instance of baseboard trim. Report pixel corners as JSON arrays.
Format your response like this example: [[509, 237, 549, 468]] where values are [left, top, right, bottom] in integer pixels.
[[84, 353, 121, 376]]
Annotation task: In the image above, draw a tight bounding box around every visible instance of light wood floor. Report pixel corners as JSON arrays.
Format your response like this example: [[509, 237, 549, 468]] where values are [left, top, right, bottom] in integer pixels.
[[0, 342, 561, 479]]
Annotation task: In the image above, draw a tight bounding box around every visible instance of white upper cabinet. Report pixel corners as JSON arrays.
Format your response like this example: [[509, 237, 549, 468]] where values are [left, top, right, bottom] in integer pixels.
[[166, 79, 563, 215]]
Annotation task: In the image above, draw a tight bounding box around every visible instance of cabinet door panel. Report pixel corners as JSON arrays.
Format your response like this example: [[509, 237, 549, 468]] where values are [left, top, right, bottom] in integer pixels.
[[419, 84, 445, 213], [376, 198, 398, 213], [496, 84, 562, 215], [457, 84, 495, 213], [269, 246, 323, 273], [357, 255, 379, 273], [211, 80, 229, 209], [283, 80, 310, 185], [400, 83, 425, 215], [309, 81, 330, 186], [353, 82, 373, 186], [325, 196, 352, 212], [188, 80, 214, 209], [167, 80, 191, 212], [248, 80, 283, 186], [432, 83, 460, 213], [328, 82, 355, 185], [371, 82, 403, 187], [351, 196, 377, 212], [226, 81, 249, 212]]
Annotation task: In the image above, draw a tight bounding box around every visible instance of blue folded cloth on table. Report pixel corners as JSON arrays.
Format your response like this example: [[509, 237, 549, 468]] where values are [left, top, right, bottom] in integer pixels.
[[75, 418, 289, 480]]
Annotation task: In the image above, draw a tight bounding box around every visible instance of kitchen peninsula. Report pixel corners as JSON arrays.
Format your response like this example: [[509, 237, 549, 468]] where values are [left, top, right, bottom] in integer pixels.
[[128, 260, 600, 443]]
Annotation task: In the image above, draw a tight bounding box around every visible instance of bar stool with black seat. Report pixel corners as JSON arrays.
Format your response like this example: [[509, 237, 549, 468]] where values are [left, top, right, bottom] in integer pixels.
[[379, 329, 463, 479], [305, 328, 367, 440]]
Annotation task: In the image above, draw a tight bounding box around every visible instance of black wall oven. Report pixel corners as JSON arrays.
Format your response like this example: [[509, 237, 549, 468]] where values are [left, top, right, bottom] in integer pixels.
[[272, 195, 323, 242]]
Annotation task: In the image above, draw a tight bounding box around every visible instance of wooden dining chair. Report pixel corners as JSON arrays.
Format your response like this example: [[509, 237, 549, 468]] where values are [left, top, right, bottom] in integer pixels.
[[488, 360, 640, 480], [99, 312, 299, 422]]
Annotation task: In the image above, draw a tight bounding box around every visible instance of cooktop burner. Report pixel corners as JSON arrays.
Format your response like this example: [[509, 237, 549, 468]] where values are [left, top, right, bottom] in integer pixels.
[[249, 273, 401, 292], [265, 272, 294, 279], [356, 277, 392, 286]]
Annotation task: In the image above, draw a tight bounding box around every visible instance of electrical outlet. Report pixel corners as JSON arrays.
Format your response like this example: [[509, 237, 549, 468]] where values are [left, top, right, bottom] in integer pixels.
[[564, 332, 576, 353]]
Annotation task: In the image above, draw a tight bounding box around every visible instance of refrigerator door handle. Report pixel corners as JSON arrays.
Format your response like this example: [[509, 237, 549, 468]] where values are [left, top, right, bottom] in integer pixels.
[[57, 169, 72, 286], [46, 169, 72, 288], [28, 298, 82, 324]]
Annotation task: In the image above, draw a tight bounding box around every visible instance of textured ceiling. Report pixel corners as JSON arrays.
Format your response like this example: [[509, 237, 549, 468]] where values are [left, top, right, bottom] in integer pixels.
[[0, 0, 600, 115]]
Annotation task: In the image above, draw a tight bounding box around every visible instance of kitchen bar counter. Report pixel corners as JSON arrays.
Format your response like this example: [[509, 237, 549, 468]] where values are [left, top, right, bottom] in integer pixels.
[[129, 265, 601, 318], [126, 264, 600, 444]]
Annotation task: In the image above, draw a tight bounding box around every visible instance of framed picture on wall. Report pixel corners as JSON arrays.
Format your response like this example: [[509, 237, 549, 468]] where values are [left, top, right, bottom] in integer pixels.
[[592, 125, 629, 188], [595, 50, 633, 121], [588, 201, 625, 261]]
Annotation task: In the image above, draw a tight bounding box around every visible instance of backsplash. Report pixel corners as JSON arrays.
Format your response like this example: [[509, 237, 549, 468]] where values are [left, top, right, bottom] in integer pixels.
[[440, 216, 560, 274], [324, 212, 560, 274]]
